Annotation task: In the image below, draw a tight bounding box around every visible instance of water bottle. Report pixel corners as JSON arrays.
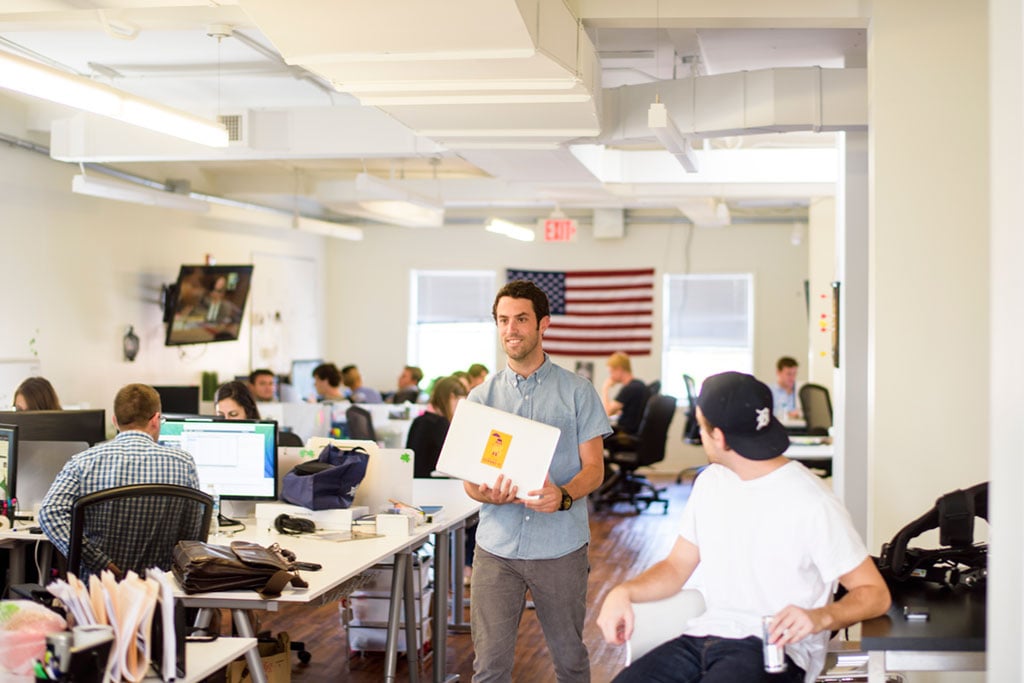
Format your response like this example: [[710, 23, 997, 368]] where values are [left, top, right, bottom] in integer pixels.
[[207, 484, 220, 537]]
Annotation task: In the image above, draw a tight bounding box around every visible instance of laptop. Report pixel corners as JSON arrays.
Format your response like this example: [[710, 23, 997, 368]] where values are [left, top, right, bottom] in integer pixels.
[[435, 401, 561, 500]]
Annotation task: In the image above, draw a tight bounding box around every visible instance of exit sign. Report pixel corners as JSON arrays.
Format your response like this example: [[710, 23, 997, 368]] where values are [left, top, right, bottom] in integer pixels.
[[541, 218, 577, 242]]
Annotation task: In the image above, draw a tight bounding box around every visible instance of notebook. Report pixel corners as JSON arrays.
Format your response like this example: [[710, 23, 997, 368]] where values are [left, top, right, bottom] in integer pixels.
[[435, 401, 561, 500]]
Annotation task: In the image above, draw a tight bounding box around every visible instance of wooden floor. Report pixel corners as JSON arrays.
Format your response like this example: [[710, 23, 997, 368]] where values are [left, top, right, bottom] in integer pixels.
[[241, 473, 692, 683]]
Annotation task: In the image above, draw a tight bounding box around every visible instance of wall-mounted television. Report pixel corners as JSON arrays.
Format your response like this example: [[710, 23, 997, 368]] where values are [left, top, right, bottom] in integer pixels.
[[164, 265, 254, 346]]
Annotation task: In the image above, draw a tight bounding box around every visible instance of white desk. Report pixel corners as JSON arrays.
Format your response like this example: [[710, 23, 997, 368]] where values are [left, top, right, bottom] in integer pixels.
[[179, 637, 258, 682], [181, 479, 480, 683], [783, 442, 833, 477], [0, 524, 51, 586]]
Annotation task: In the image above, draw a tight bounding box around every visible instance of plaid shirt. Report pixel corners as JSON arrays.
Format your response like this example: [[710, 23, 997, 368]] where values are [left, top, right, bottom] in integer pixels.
[[39, 430, 200, 564]]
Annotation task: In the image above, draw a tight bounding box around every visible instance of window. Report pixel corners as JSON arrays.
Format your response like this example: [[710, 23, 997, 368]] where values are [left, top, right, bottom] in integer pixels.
[[661, 274, 754, 400], [410, 271, 497, 384]]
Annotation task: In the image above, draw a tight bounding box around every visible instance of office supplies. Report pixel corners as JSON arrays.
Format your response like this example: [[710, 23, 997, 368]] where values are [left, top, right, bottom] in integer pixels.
[[435, 401, 561, 500]]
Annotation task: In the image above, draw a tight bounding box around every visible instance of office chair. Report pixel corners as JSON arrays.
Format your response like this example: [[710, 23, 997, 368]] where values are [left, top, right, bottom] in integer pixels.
[[799, 383, 833, 436], [345, 405, 377, 442], [67, 483, 212, 579], [593, 394, 676, 514], [277, 430, 304, 447], [676, 374, 706, 484], [646, 380, 662, 398]]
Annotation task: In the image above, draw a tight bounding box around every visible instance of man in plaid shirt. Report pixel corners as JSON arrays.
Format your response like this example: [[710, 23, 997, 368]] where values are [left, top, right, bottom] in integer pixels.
[[39, 383, 200, 576]]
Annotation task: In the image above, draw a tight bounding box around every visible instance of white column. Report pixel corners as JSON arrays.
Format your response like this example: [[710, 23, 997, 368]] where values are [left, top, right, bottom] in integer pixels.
[[867, 1, 989, 551]]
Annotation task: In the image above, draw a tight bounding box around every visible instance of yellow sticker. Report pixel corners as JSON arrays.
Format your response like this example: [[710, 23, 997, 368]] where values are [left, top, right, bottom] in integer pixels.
[[482, 429, 513, 468]]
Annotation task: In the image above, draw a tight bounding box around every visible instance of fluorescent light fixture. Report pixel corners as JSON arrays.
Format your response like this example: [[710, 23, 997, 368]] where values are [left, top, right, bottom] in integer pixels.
[[72, 174, 210, 212], [485, 217, 535, 242], [205, 202, 364, 241], [335, 77, 579, 93], [353, 173, 445, 228], [648, 102, 698, 173], [355, 92, 592, 106], [0, 50, 228, 147]]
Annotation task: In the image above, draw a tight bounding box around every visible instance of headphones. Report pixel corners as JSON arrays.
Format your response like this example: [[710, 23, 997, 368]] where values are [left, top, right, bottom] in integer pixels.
[[274, 514, 316, 535], [877, 481, 988, 589]]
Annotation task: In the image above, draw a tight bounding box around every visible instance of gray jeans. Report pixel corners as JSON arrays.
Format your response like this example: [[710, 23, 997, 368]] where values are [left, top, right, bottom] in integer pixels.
[[470, 544, 591, 683]]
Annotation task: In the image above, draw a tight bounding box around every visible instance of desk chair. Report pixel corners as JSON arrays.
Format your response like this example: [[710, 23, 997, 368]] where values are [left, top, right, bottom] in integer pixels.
[[345, 405, 377, 442], [593, 394, 676, 514], [676, 374, 706, 484], [646, 380, 661, 398], [277, 430, 304, 447], [799, 383, 833, 436], [67, 483, 212, 579]]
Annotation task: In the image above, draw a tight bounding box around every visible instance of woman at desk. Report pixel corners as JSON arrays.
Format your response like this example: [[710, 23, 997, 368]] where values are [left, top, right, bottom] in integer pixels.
[[406, 376, 467, 479], [214, 381, 260, 420], [13, 376, 62, 411]]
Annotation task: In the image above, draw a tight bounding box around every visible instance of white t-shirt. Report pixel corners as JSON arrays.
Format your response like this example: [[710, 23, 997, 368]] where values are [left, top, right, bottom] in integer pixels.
[[680, 460, 868, 682]]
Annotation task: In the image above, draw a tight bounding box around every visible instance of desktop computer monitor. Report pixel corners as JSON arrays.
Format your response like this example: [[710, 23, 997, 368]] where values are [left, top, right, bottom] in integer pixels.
[[158, 417, 278, 501], [0, 410, 107, 445], [290, 359, 323, 403], [153, 385, 201, 415], [0, 423, 16, 500]]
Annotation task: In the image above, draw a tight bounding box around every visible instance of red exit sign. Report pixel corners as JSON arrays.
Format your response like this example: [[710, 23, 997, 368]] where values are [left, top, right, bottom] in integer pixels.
[[542, 218, 577, 242]]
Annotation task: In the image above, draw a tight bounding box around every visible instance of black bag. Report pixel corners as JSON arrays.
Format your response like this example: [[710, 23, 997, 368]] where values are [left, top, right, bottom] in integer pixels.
[[280, 444, 370, 510], [172, 540, 308, 597]]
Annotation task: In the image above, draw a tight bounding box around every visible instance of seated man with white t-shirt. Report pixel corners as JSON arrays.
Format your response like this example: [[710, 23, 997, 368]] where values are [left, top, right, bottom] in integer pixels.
[[597, 371, 890, 682]]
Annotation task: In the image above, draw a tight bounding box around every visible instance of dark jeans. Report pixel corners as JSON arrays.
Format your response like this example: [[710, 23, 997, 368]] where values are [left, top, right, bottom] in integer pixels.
[[613, 634, 806, 683]]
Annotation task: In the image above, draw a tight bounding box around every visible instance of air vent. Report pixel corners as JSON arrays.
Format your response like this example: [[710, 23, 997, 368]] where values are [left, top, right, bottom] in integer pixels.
[[217, 113, 245, 143]]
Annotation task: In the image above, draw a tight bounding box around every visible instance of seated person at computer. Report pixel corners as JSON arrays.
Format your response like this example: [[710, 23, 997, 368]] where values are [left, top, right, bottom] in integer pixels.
[[13, 376, 62, 411], [312, 363, 346, 402], [601, 352, 647, 436], [390, 365, 424, 404], [341, 364, 383, 404], [38, 383, 200, 577], [467, 363, 489, 389], [771, 356, 802, 420], [215, 381, 261, 420], [248, 369, 277, 402], [406, 376, 468, 479]]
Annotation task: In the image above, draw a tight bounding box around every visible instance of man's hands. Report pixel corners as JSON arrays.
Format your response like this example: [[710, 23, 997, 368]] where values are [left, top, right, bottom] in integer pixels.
[[596, 585, 633, 645], [765, 605, 824, 646], [466, 475, 564, 513]]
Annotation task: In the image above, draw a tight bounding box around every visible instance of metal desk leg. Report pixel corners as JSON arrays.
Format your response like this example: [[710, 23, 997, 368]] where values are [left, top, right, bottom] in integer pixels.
[[450, 521, 470, 632], [402, 553, 420, 683], [231, 608, 268, 683], [432, 526, 458, 682], [384, 550, 410, 683]]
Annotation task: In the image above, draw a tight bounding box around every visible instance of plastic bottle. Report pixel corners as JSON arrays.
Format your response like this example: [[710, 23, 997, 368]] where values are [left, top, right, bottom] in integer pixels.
[[206, 484, 220, 537]]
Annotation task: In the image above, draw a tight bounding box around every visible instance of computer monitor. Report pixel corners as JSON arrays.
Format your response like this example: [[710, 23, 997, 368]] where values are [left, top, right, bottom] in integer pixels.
[[153, 385, 201, 415], [0, 410, 107, 445], [9, 441, 87, 517], [290, 359, 323, 402], [0, 423, 16, 500], [157, 417, 278, 501]]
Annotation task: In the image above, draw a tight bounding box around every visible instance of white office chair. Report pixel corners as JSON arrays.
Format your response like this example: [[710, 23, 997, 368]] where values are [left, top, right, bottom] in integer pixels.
[[626, 589, 706, 664]]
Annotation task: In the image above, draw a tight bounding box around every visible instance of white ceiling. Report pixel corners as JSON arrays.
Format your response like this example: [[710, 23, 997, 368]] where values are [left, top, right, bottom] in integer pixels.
[[0, 1, 868, 232]]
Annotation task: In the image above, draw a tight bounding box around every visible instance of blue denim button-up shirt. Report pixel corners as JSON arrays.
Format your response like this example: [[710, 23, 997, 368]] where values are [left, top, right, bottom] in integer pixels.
[[469, 355, 610, 560]]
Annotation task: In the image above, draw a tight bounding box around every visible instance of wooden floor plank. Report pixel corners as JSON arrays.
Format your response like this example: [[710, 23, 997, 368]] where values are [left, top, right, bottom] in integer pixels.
[[241, 474, 693, 683]]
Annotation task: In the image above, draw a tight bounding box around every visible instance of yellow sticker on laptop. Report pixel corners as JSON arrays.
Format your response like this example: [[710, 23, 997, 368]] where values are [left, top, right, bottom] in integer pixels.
[[482, 429, 513, 468]]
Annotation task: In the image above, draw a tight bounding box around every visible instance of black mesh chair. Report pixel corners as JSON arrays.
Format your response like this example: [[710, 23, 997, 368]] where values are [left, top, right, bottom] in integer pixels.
[[682, 374, 701, 444], [799, 383, 833, 436], [277, 430, 304, 447], [68, 483, 212, 580], [646, 380, 662, 398], [345, 405, 377, 441], [593, 394, 676, 514]]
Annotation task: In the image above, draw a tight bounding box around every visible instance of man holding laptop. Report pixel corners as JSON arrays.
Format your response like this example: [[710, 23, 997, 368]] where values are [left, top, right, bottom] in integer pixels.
[[462, 279, 611, 682]]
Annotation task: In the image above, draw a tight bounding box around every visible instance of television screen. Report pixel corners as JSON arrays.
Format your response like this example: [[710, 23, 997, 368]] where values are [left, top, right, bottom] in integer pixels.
[[158, 417, 277, 501], [165, 265, 254, 346]]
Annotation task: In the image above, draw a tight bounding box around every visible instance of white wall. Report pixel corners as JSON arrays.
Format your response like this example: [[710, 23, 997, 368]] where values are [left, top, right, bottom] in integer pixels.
[[0, 140, 327, 421]]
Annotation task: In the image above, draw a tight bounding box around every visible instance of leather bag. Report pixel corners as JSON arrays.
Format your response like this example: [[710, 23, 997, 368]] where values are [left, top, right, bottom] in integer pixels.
[[280, 444, 370, 510], [172, 540, 309, 597]]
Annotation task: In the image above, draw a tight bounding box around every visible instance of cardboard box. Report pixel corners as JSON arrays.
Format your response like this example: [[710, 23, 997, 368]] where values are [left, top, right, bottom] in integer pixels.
[[348, 622, 431, 654], [350, 589, 433, 624]]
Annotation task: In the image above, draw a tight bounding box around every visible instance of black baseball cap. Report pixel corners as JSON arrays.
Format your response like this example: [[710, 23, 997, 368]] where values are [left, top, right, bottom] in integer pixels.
[[697, 371, 790, 460]]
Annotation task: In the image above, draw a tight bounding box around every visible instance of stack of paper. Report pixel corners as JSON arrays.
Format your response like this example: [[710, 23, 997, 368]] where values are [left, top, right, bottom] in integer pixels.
[[47, 569, 179, 682]]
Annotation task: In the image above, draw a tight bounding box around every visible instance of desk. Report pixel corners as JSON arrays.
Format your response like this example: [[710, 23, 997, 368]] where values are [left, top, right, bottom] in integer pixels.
[[0, 524, 52, 587], [861, 582, 986, 682], [181, 480, 480, 683], [783, 442, 833, 476], [179, 637, 257, 682]]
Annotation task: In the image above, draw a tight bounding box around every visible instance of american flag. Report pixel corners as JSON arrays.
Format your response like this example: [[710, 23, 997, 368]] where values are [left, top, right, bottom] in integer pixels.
[[506, 268, 655, 356]]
